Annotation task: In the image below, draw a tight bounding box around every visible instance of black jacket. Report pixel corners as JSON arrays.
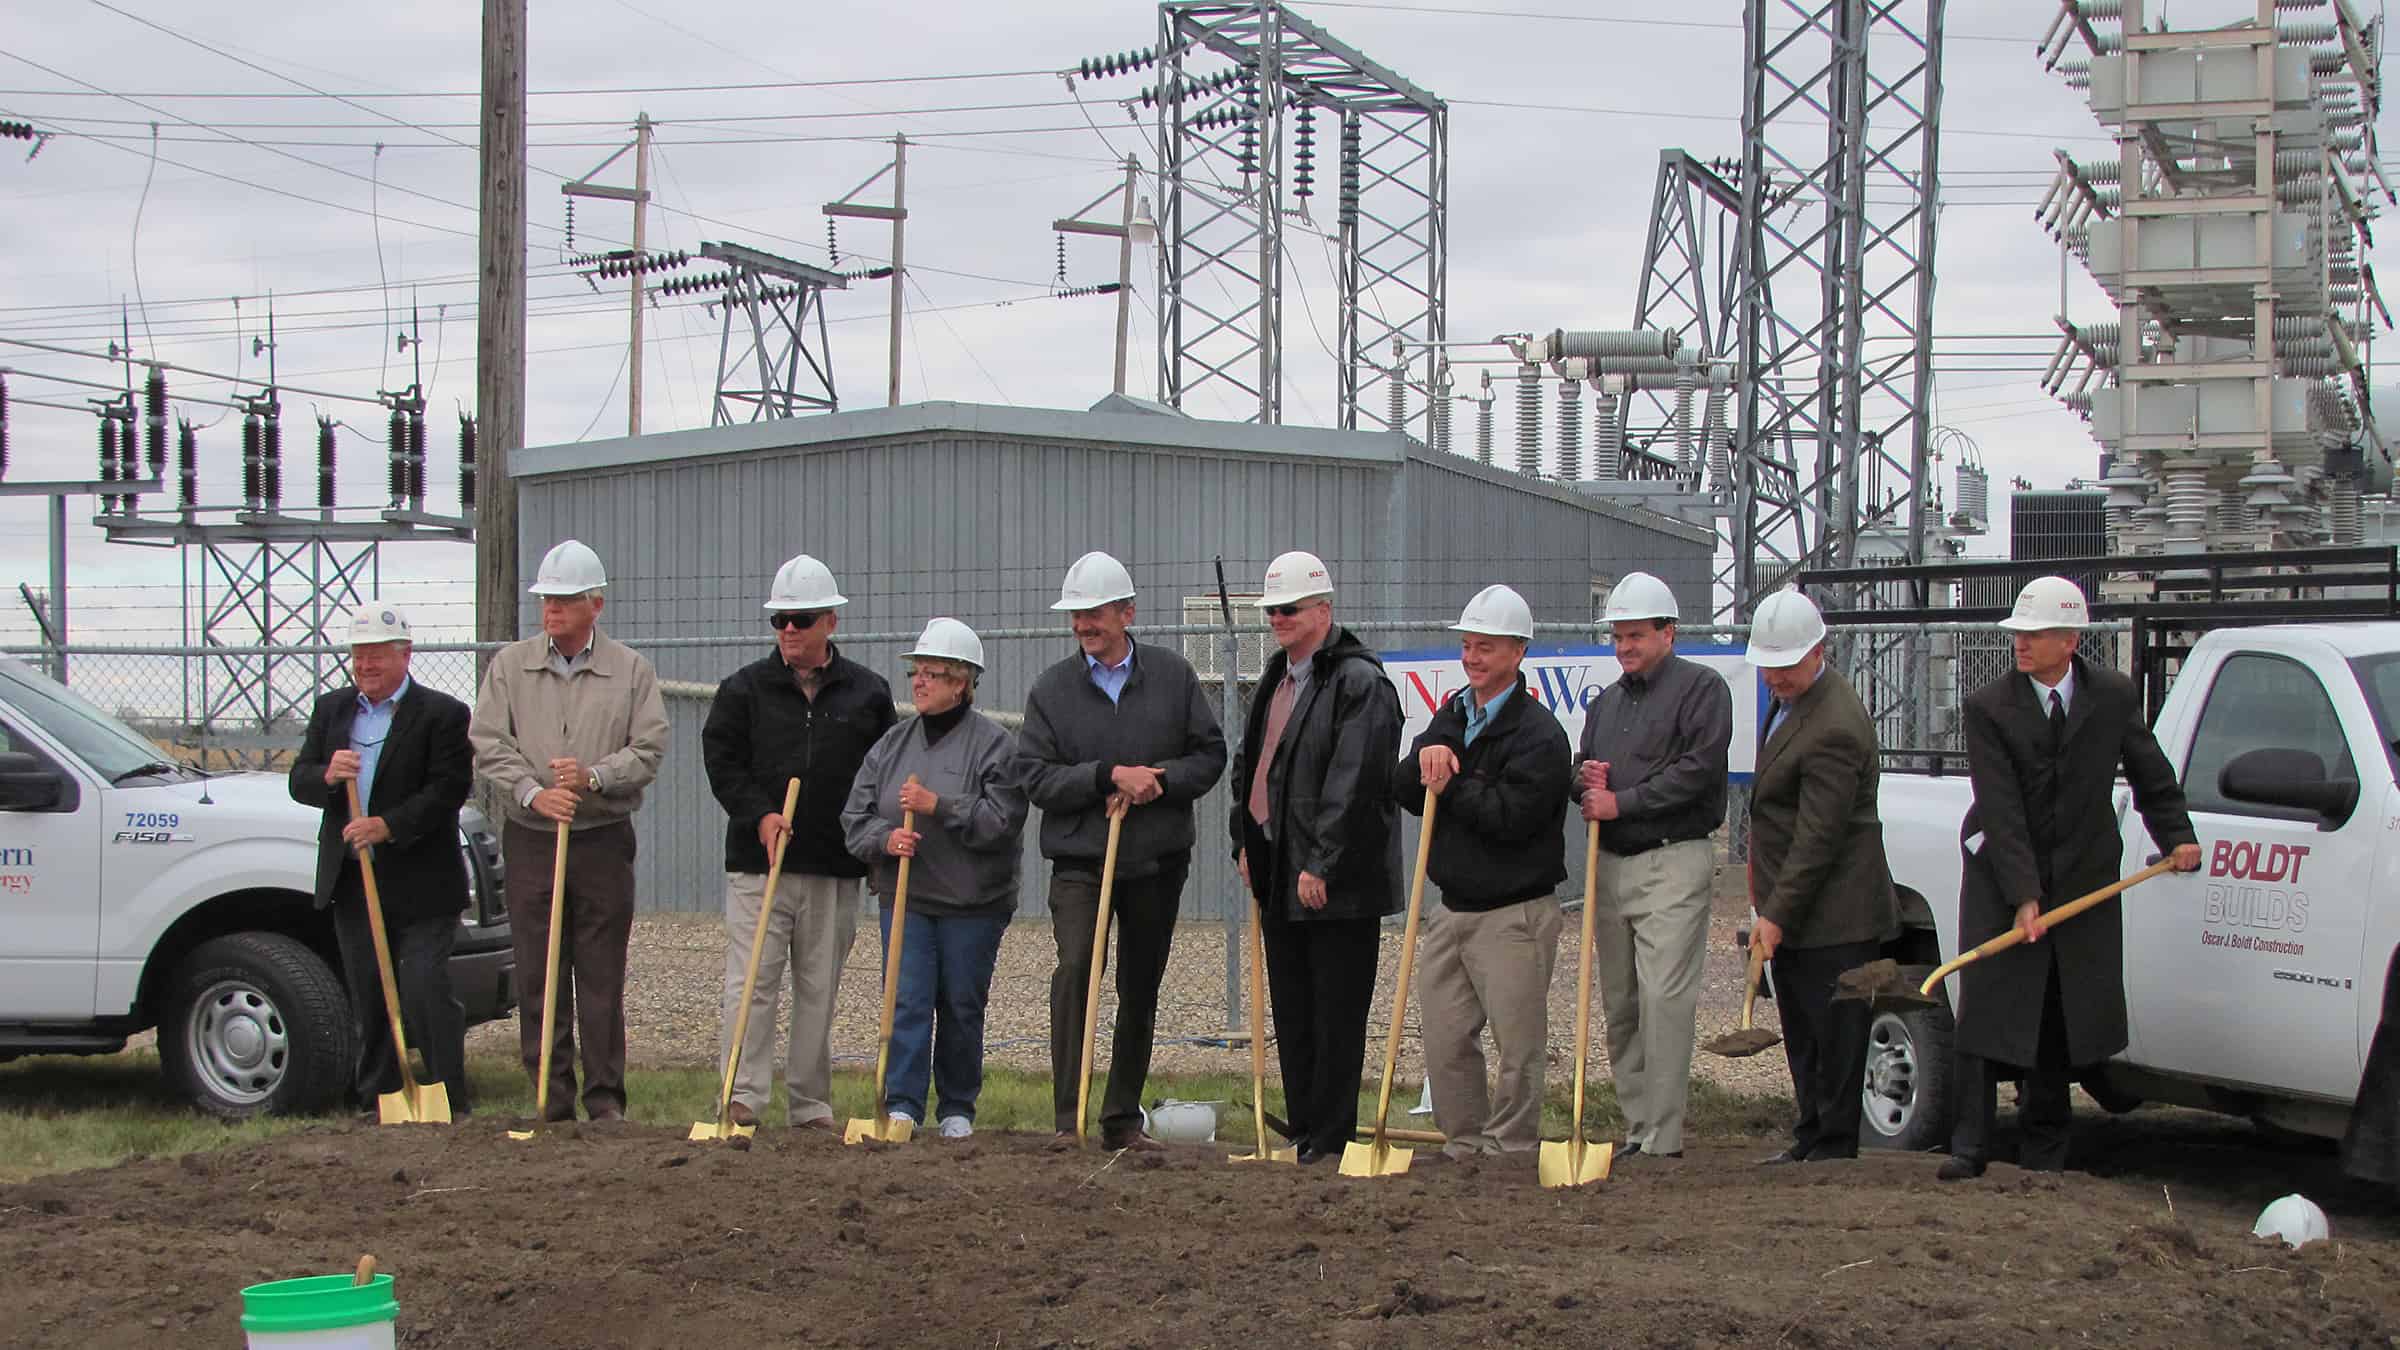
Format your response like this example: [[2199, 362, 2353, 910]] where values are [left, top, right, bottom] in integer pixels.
[[702, 645, 897, 877], [288, 681, 473, 922], [1391, 675, 1571, 911], [1015, 639, 1228, 880], [1227, 627, 1404, 923], [1574, 650, 1734, 854], [1955, 657, 2196, 1068]]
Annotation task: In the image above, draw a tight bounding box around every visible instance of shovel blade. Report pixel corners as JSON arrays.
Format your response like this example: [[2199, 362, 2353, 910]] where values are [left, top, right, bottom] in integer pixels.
[[1538, 1139, 1614, 1189], [1229, 1146, 1299, 1165], [1338, 1139, 1413, 1178], [689, 1119, 758, 1143], [504, 1128, 536, 1140], [843, 1116, 915, 1146], [376, 1081, 451, 1125]]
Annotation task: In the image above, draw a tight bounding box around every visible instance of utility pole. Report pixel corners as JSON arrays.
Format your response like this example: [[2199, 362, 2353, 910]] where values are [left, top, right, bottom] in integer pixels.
[[1052, 155, 1154, 395], [476, 0, 526, 657], [822, 133, 910, 408], [628, 112, 651, 436]]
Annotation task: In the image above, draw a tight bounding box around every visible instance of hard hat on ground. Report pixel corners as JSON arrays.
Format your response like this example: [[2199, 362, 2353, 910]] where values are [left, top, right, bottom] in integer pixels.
[[1745, 588, 1828, 668], [1997, 576, 2090, 632], [905, 618, 985, 670], [1052, 551, 1136, 611], [347, 603, 413, 646], [1256, 550, 1334, 608], [2253, 1194, 2330, 1249], [765, 554, 848, 611], [528, 539, 608, 596], [1449, 584, 1534, 640], [1603, 571, 1679, 623]]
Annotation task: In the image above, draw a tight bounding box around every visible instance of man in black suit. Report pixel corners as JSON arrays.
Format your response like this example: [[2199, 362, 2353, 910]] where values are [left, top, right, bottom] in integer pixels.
[[289, 603, 476, 1116], [1939, 577, 2201, 1179]]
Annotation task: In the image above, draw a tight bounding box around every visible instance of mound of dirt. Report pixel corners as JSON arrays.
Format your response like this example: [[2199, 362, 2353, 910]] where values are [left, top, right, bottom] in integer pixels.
[[4, 1117, 2394, 1348]]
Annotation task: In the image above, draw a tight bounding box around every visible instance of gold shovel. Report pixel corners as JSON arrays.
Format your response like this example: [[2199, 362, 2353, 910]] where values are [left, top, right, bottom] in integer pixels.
[[693, 778, 801, 1143], [345, 783, 451, 1125], [1072, 798, 1131, 1145], [846, 777, 920, 1145], [506, 819, 573, 1141], [1539, 821, 1613, 1187], [1231, 884, 1297, 1164], [1341, 787, 1437, 1179]]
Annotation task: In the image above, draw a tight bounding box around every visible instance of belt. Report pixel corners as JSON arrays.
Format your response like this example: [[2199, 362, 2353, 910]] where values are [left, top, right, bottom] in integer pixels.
[[1600, 835, 1706, 859]]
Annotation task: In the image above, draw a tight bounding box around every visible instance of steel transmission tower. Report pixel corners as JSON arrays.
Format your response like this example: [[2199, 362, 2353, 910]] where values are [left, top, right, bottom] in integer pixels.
[[1144, 2, 1446, 429]]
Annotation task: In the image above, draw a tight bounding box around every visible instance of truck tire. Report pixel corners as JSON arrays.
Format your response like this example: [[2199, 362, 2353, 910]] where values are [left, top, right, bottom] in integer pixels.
[[159, 932, 354, 1119], [1860, 999, 1955, 1153]]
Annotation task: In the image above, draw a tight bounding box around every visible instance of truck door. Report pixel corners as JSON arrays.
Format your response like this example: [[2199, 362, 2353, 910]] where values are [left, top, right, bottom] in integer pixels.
[[2122, 651, 2368, 1100], [0, 712, 101, 1018]]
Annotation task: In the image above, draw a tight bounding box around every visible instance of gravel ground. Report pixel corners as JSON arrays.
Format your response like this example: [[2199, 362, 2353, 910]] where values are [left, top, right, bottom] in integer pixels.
[[468, 849, 1794, 1099]]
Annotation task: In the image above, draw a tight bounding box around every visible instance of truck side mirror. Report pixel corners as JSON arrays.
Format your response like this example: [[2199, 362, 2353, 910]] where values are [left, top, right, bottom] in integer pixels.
[[2219, 747, 2359, 826], [0, 751, 65, 811]]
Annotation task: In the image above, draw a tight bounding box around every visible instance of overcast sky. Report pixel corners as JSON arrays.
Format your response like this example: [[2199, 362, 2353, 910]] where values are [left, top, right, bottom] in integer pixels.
[[0, 0, 2382, 640]]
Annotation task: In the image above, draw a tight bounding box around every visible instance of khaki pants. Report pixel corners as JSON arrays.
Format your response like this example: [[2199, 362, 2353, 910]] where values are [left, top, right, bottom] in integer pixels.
[[1593, 838, 1714, 1156], [720, 870, 859, 1125], [1418, 895, 1562, 1156]]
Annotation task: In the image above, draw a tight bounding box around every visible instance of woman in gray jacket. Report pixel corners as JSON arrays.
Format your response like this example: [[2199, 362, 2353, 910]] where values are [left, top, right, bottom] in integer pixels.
[[842, 619, 1030, 1138]]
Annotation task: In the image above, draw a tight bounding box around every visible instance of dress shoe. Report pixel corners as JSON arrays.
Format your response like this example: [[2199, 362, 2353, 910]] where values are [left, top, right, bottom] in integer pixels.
[[1759, 1148, 1803, 1166], [796, 1115, 839, 1135], [726, 1101, 758, 1129], [1103, 1130, 1167, 1153], [1936, 1155, 1985, 1181], [1295, 1144, 1330, 1165], [588, 1105, 626, 1123]]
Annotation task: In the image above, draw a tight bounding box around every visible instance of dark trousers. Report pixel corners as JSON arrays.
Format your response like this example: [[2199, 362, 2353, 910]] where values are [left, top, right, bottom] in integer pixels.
[[1949, 967, 2075, 1170], [1257, 910, 1380, 1156], [1765, 938, 1878, 1160], [502, 818, 637, 1120], [329, 877, 466, 1111], [1048, 860, 1189, 1134]]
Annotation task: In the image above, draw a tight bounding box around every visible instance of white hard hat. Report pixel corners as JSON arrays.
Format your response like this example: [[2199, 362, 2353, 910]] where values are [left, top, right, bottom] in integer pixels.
[[1256, 550, 1334, 608], [528, 539, 608, 596], [346, 603, 413, 646], [1051, 550, 1135, 611], [764, 553, 848, 611], [1449, 583, 1533, 640], [1997, 575, 2090, 632], [904, 617, 985, 670], [1745, 587, 1828, 668], [2253, 1194, 2330, 1249], [1603, 571, 1680, 624]]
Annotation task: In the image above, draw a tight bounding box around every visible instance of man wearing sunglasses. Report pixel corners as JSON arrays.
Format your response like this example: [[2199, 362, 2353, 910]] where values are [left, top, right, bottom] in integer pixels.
[[1230, 550, 1404, 1163], [699, 554, 896, 1133]]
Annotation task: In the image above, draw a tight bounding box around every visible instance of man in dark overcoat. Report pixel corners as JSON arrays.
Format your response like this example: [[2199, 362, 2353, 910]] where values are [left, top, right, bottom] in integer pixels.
[[1939, 576, 2201, 1179]]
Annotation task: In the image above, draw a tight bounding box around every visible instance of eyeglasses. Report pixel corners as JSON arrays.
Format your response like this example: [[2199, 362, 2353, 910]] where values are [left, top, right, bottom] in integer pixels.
[[769, 611, 826, 631], [1264, 603, 1313, 618]]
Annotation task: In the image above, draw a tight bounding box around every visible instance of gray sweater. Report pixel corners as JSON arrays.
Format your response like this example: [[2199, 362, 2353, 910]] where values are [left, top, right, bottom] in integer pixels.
[[841, 707, 1029, 918], [1014, 639, 1227, 879]]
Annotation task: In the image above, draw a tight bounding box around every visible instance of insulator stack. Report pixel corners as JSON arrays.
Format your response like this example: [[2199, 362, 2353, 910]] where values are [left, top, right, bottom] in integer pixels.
[[98, 414, 120, 513], [1551, 329, 1680, 361], [1338, 114, 1362, 229], [2159, 458, 2211, 550], [261, 408, 283, 510], [407, 408, 427, 509], [2218, 486, 2250, 534], [459, 415, 478, 512], [1237, 78, 1259, 176], [177, 419, 197, 509], [1293, 102, 1316, 199], [1556, 380, 1582, 482], [240, 412, 262, 509], [1387, 362, 1406, 434], [387, 408, 407, 507], [1515, 363, 1542, 478], [0, 372, 10, 480], [143, 368, 167, 482], [826, 217, 839, 266], [1671, 359, 1699, 471], [1593, 386, 1621, 480], [1429, 372, 1452, 456], [317, 416, 337, 510], [1074, 47, 1157, 80], [1701, 381, 1731, 488], [1473, 376, 1494, 465], [2332, 475, 2364, 544]]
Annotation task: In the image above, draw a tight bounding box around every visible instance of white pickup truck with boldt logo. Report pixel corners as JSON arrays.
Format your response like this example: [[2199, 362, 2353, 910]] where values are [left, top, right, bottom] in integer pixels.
[[1863, 622, 2398, 1151], [0, 655, 514, 1117]]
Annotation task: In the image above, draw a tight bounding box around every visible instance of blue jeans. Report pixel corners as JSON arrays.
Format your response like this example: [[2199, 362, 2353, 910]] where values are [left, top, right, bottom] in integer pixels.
[[875, 904, 1008, 1124]]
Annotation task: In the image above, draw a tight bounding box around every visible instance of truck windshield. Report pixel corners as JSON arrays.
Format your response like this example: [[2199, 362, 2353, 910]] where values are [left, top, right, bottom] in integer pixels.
[[0, 658, 192, 782], [2349, 654, 2400, 770]]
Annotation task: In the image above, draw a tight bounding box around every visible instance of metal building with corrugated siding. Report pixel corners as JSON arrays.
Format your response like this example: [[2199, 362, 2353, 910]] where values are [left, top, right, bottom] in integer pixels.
[[510, 398, 1713, 918]]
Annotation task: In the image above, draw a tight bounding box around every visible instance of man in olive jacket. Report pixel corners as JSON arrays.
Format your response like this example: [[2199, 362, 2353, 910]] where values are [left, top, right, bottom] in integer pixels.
[[1230, 550, 1403, 1163], [1742, 589, 1898, 1163], [1940, 577, 2201, 1179]]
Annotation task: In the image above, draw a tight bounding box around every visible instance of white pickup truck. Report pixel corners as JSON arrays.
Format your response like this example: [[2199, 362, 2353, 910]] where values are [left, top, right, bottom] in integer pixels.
[[1864, 622, 2397, 1151], [0, 655, 514, 1117]]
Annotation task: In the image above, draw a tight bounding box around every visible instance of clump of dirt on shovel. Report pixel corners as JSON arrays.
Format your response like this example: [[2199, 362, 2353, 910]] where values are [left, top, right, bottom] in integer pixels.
[[1835, 959, 1908, 1000], [1701, 1027, 1782, 1057]]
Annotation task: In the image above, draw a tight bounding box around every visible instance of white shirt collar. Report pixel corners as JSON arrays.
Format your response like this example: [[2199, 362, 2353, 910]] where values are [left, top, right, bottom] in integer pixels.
[[2030, 663, 2075, 712]]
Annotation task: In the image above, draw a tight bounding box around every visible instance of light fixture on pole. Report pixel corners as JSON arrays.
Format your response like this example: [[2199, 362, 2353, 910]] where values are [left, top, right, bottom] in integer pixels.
[[1051, 156, 1151, 395]]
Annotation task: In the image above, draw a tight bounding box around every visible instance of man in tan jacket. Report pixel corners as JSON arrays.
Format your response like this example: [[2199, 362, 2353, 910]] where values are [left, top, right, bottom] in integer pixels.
[[470, 539, 670, 1121]]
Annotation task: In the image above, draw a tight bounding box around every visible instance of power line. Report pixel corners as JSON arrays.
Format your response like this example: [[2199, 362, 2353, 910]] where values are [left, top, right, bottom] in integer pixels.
[[1293, 1, 2028, 44], [0, 70, 1057, 101]]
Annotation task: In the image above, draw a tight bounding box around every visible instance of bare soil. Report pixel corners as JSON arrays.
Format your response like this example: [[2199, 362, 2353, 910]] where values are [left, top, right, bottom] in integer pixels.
[[6, 1108, 2395, 1348]]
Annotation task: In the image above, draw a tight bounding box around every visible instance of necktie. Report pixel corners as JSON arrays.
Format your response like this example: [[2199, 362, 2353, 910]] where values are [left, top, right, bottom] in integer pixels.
[[1464, 698, 1487, 745], [1248, 673, 1299, 827], [2047, 689, 2067, 755]]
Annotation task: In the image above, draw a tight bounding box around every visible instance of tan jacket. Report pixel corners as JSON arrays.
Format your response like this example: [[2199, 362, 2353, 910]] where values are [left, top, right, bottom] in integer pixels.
[[469, 628, 670, 832]]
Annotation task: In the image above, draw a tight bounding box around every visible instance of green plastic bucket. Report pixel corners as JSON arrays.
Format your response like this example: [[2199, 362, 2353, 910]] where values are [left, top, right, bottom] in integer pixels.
[[239, 1273, 398, 1350]]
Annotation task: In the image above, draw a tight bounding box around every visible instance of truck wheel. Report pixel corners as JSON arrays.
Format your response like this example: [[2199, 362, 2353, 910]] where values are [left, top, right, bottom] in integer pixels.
[[1861, 1000, 1955, 1152], [159, 933, 354, 1119]]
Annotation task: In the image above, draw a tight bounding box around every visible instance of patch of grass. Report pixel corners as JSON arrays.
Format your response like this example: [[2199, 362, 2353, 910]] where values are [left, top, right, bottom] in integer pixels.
[[0, 1050, 1793, 1182]]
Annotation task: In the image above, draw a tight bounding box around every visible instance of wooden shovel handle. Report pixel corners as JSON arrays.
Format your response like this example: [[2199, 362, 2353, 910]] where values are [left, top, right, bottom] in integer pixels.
[[1918, 856, 2178, 996], [1074, 797, 1130, 1143], [345, 782, 421, 1099], [1567, 820, 1600, 1142], [1364, 788, 1437, 1154], [715, 777, 801, 1123], [868, 776, 920, 1122], [1738, 942, 1767, 1033]]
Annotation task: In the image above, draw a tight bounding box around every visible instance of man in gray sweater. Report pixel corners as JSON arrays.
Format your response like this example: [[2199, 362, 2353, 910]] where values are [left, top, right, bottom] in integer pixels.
[[1016, 552, 1228, 1148]]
